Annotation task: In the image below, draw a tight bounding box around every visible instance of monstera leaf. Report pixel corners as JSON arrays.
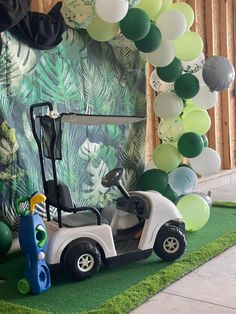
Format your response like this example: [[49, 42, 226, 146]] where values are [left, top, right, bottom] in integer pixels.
[[119, 124, 146, 170], [0, 32, 36, 95], [0, 121, 19, 165], [34, 53, 84, 108], [62, 28, 88, 61]]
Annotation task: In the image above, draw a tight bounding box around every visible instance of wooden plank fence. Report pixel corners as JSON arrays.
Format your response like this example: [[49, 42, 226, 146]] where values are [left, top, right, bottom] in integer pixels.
[[146, 0, 236, 170]]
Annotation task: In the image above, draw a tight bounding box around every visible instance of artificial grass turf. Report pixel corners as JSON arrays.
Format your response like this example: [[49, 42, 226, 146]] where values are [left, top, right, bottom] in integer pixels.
[[0, 205, 236, 314]]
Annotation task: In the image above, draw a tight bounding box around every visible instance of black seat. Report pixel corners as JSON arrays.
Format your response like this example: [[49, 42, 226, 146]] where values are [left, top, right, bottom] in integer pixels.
[[46, 180, 108, 227]]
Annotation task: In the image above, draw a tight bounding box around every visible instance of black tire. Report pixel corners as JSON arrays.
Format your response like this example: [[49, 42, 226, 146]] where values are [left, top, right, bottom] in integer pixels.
[[64, 241, 102, 281], [154, 225, 186, 261]]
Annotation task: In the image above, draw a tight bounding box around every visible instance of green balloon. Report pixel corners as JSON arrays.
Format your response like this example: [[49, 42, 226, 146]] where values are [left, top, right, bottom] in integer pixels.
[[174, 73, 200, 99], [181, 100, 199, 119], [177, 194, 210, 231], [153, 143, 183, 172], [87, 14, 119, 42], [135, 0, 163, 20], [0, 221, 12, 255], [156, 58, 183, 83], [174, 31, 203, 62], [138, 169, 168, 193], [201, 135, 209, 147], [178, 163, 192, 169], [177, 132, 204, 158], [120, 8, 151, 41], [183, 110, 211, 135], [135, 23, 162, 53], [162, 185, 179, 203]]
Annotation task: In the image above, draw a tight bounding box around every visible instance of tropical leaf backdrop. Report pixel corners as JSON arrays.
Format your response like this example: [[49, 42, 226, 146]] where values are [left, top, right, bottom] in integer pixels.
[[0, 29, 146, 230]]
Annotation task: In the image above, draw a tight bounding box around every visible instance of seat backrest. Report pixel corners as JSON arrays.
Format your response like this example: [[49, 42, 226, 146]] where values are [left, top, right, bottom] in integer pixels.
[[45, 180, 74, 209]]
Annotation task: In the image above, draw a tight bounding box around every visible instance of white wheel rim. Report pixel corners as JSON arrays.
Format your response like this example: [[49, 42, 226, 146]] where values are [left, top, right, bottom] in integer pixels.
[[77, 253, 94, 272], [163, 237, 180, 254]]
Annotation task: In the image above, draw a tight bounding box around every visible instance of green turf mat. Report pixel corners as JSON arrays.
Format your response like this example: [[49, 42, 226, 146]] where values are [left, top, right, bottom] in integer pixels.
[[1, 206, 236, 314]]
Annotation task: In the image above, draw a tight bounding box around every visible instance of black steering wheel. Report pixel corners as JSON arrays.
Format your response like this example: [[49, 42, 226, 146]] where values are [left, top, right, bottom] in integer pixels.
[[101, 167, 124, 188]]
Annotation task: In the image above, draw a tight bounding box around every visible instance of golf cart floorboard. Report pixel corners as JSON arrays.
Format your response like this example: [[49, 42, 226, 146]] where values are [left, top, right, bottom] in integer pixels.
[[114, 233, 139, 254]]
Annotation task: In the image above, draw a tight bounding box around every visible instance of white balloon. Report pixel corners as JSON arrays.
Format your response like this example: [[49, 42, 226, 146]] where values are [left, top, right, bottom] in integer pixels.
[[193, 68, 204, 83], [192, 85, 219, 110], [146, 39, 175, 67], [154, 92, 184, 119], [189, 148, 221, 177], [95, 0, 129, 23], [156, 10, 187, 40], [182, 52, 205, 73], [150, 69, 161, 92]]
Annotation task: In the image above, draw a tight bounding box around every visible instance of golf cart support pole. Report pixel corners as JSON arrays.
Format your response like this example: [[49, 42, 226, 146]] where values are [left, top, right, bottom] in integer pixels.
[[30, 102, 62, 226]]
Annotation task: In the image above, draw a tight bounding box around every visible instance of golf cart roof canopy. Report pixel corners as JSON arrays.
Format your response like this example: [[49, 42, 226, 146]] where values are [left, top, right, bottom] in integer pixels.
[[60, 113, 146, 125]]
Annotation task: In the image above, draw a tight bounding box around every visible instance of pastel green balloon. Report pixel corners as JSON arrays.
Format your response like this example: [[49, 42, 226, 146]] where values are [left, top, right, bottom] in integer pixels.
[[87, 14, 119, 42], [183, 110, 211, 135], [181, 100, 199, 119], [177, 194, 210, 231], [135, 0, 163, 20], [158, 117, 184, 143], [153, 143, 183, 172], [153, 0, 173, 21], [172, 2, 194, 29], [174, 31, 203, 61]]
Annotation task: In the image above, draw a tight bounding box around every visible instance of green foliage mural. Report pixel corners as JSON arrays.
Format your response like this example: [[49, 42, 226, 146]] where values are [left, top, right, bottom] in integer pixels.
[[0, 29, 146, 230]]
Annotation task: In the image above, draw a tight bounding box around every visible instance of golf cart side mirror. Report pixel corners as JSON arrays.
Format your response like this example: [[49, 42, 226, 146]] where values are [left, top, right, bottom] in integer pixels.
[[101, 167, 130, 199]]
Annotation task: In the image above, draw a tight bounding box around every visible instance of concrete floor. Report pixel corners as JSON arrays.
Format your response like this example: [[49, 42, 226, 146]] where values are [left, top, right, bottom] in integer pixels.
[[131, 183, 236, 314]]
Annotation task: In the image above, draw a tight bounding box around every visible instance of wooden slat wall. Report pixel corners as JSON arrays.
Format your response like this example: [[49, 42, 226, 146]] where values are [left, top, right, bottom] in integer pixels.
[[146, 0, 236, 170]]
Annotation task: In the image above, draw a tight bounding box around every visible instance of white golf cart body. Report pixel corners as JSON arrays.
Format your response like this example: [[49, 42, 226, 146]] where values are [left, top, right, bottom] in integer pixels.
[[45, 191, 182, 265]]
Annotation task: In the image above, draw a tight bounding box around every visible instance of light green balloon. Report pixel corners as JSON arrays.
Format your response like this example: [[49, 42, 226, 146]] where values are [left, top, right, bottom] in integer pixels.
[[135, 0, 163, 20], [174, 31, 203, 61], [172, 2, 194, 29], [153, 143, 183, 172], [181, 100, 200, 119], [87, 14, 119, 42], [177, 194, 210, 231], [154, 0, 173, 21], [158, 117, 184, 143], [183, 110, 211, 135]]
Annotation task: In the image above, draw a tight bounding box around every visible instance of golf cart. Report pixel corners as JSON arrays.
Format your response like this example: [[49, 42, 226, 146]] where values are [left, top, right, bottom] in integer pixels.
[[30, 102, 186, 281]]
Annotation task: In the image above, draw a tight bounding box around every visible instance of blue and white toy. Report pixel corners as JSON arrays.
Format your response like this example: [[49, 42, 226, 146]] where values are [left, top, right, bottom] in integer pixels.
[[15, 192, 51, 295]]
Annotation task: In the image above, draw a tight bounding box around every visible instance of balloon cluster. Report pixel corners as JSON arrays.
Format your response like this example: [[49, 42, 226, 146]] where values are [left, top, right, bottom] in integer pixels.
[[60, 0, 235, 232]]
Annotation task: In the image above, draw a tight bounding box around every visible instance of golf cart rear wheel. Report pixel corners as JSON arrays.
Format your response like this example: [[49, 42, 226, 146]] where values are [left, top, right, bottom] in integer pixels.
[[65, 241, 102, 281], [154, 225, 186, 261]]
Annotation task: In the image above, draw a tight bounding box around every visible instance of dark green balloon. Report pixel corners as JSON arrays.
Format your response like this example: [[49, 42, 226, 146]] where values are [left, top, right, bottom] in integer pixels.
[[0, 221, 12, 255], [178, 132, 204, 158], [178, 163, 192, 168], [174, 73, 200, 99], [120, 8, 151, 41], [201, 135, 209, 147], [162, 185, 179, 203], [135, 24, 162, 53], [156, 58, 183, 83], [138, 169, 168, 194]]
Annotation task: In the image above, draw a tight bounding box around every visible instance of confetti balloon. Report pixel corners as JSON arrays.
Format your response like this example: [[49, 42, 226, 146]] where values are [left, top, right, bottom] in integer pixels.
[[158, 117, 184, 143], [61, 0, 95, 29], [169, 167, 198, 195]]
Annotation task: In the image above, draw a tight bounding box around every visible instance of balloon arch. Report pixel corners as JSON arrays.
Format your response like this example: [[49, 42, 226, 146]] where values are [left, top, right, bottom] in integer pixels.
[[61, 0, 235, 232]]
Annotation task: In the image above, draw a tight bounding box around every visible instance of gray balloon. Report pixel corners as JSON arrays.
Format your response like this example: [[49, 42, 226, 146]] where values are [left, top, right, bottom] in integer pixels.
[[202, 56, 235, 92]]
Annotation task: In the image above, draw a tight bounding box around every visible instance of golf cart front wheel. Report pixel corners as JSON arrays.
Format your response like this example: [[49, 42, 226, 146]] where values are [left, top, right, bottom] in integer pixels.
[[154, 225, 186, 261], [65, 241, 102, 281]]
